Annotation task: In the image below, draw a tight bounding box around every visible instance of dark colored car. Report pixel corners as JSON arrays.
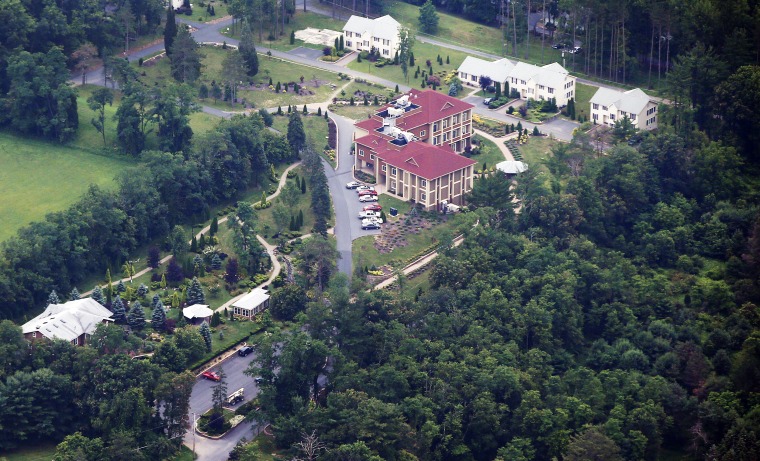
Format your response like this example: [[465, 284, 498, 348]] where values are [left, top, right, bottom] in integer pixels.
[[254, 377, 264, 384], [238, 345, 254, 357], [552, 43, 564, 49]]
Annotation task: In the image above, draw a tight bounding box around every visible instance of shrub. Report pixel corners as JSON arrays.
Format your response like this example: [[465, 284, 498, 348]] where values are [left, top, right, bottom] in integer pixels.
[[323, 46, 332, 56]]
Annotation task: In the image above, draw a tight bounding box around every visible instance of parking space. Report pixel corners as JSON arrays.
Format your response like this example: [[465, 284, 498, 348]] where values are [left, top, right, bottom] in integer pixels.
[[288, 46, 325, 61]]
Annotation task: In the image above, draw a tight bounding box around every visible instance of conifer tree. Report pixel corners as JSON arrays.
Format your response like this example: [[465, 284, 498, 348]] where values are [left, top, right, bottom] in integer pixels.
[[210, 216, 219, 235], [152, 293, 161, 309], [289, 215, 296, 231], [152, 299, 167, 331], [199, 233, 206, 249], [137, 283, 149, 298], [298, 209, 304, 229], [117, 280, 126, 293], [47, 290, 60, 306], [301, 177, 306, 193], [187, 277, 206, 305], [303, 104, 308, 114], [317, 107, 322, 116], [128, 301, 146, 330], [239, 21, 259, 77], [165, 7, 178, 56], [211, 253, 222, 270], [200, 321, 212, 352], [112, 296, 127, 323], [69, 287, 80, 301], [190, 236, 198, 253], [91, 286, 105, 305]]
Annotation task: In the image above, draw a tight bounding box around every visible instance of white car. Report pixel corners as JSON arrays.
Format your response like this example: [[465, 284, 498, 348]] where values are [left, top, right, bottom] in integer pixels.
[[356, 185, 375, 192], [359, 194, 378, 202], [346, 181, 361, 189], [358, 210, 380, 219]]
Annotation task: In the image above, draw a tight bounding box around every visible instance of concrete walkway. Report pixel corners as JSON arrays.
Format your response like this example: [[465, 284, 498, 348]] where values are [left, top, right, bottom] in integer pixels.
[[473, 129, 516, 162]]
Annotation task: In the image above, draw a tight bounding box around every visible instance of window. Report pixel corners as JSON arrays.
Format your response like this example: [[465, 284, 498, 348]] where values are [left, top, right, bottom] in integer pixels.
[[374, 37, 379, 42], [539, 85, 544, 90], [382, 49, 389, 55], [463, 112, 469, 121], [32, 332, 37, 338], [421, 193, 426, 201], [593, 113, 598, 120], [610, 114, 615, 120], [442, 132, 448, 142], [421, 179, 427, 187], [602, 106, 608, 111], [359, 149, 365, 156], [631, 114, 636, 121], [346, 41, 352, 47], [346, 32, 351, 37], [548, 87, 554, 94], [443, 119, 448, 129], [453, 129, 459, 137], [433, 136, 439, 145], [382, 165, 387, 172], [453, 115, 459, 124], [433, 122, 439, 131], [419, 130, 426, 137], [471, 75, 477, 81], [593, 103, 599, 110], [463, 125, 469, 134], [370, 154, 375, 160], [391, 167, 397, 175]]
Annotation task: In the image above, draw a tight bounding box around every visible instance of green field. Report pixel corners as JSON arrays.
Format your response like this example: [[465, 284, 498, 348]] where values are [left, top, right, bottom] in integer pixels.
[[470, 134, 507, 170], [220, 10, 347, 52], [183, 0, 229, 23], [0, 443, 57, 461], [516, 136, 561, 175], [573, 82, 598, 122], [0, 132, 132, 242]]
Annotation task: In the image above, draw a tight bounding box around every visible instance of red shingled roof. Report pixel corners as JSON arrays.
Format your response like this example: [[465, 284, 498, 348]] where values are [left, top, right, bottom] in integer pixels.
[[380, 142, 475, 180], [392, 89, 473, 129]]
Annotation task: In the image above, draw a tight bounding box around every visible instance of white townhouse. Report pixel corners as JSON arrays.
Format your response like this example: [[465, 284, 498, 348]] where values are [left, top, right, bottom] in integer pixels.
[[589, 87, 658, 130], [342, 15, 401, 58], [457, 57, 576, 107]]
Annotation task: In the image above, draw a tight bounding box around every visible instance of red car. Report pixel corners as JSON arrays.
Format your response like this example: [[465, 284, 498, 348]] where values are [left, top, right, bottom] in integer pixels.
[[363, 204, 382, 212], [201, 371, 221, 381], [358, 189, 378, 197]]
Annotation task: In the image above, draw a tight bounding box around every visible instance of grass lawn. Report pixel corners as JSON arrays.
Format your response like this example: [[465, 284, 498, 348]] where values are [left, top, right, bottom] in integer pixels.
[[0, 443, 58, 461], [220, 11, 347, 52], [168, 445, 196, 461], [0, 131, 132, 242], [271, 113, 328, 150], [182, 0, 229, 23], [328, 102, 382, 120], [352, 204, 471, 269], [517, 136, 561, 175], [189, 110, 224, 135], [348, 40, 469, 88], [573, 82, 598, 122], [470, 134, 507, 170]]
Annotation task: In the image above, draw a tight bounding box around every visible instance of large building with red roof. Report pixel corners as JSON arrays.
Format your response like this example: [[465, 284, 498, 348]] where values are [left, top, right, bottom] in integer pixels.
[[353, 89, 476, 211]]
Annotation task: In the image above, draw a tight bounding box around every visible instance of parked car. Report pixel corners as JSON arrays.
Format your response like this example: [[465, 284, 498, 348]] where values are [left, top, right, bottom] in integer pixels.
[[361, 220, 381, 230], [363, 204, 382, 212], [552, 43, 564, 49], [201, 371, 221, 381], [358, 210, 380, 219], [356, 185, 375, 192], [238, 345, 254, 357], [226, 388, 245, 405], [358, 189, 378, 197], [569, 46, 582, 54], [346, 181, 361, 189], [359, 194, 379, 202], [254, 377, 264, 384], [483, 97, 494, 105]]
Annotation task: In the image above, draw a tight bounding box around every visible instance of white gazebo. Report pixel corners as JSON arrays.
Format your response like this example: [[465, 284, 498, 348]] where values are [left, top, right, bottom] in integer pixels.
[[496, 160, 528, 176], [232, 288, 270, 319], [183, 304, 213, 324]]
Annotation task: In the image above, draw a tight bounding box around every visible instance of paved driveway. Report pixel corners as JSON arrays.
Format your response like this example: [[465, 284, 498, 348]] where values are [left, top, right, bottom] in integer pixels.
[[183, 348, 264, 461], [289, 46, 324, 60]]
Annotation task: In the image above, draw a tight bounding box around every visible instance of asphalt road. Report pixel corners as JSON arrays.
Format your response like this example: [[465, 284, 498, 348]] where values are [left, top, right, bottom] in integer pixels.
[[183, 348, 264, 461]]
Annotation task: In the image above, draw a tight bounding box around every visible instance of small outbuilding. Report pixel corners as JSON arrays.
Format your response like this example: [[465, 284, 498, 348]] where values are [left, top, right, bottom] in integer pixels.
[[496, 160, 528, 177], [232, 288, 270, 319], [183, 304, 213, 325]]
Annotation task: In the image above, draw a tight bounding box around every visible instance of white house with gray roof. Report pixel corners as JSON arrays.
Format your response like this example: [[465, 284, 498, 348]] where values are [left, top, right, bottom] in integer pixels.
[[342, 15, 401, 58], [457, 57, 576, 106], [232, 287, 270, 319], [590, 87, 658, 130], [22, 298, 113, 346]]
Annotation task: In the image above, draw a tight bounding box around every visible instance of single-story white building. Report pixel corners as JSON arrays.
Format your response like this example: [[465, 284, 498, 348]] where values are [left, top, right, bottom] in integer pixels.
[[22, 298, 113, 346], [589, 87, 658, 131], [183, 304, 213, 324], [343, 15, 401, 58], [232, 288, 270, 319], [458, 57, 576, 106]]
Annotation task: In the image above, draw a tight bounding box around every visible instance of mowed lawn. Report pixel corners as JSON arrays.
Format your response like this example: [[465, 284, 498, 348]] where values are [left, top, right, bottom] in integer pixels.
[[0, 132, 131, 241]]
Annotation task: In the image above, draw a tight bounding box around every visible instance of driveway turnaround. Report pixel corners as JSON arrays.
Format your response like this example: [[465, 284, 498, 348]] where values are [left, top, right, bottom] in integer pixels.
[[184, 349, 264, 461]]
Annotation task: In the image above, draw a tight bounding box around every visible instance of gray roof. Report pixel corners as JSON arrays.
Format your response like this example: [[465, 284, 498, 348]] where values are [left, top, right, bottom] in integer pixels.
[[457, 57, 515, 83], [590, 87, 653, 114], [22, 298, 113, 341], [343, 14, 401, 41], [232, 288, 270, 310]]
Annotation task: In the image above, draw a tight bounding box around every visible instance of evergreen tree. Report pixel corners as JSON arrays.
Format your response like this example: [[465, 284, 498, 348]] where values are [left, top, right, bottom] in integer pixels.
[[116, 280, 126, 293], [198, 233, 206, 249], [128, 301, 146, 330], [395, 84, 399, 92], [152, 293, 161, 309], [91, 286, 105, 306], [47, 290, 60, 306], [137, 283, 148, 298], [303, 104, 308, 114], [210, 216, 219, 235], [410, 52, 415, 66], [301, 177, 307, 193], [289, 215, 296, 231], [446, 55, 450, 64], [340, 35, 344, 50], [152, 300, 167, 331], [277, 105, 283, 115], [164, 7, 177, 56], [69, 287, 80, 301], [200, 321, 212, 352], [239, 21, 259, 77], [287, 111, 306, 156], [148, 246, 161, 268], [210, 311, 221, 327], [112, 296, 127, 324], [317, 107, 322, 116], [290, 30, 295, 44], [298, 209, 304, 229], [334, 37, 339, 50], [567, 97, 576, 119], [190, 236, 198, 253], [374, 95, 379, 105], [187, 277, 206, 305], [211, 253, 222, 270]]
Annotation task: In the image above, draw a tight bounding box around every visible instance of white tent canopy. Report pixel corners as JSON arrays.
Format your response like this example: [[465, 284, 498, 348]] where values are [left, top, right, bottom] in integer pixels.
[[183, 304, 213, 320]]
